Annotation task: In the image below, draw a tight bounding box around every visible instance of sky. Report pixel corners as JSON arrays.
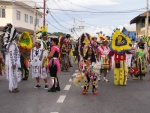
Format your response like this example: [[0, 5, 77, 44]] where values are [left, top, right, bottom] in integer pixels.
[[21, 0, 148, 38]]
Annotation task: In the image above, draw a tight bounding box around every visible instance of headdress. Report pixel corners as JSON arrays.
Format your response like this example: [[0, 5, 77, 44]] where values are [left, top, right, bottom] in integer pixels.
[[35, 26, 48, 39], [147, 37, 150, 47], [19, 31, 33, 50], [78, 33, 91, 57], [110, 28, 132, 53], [2, 23, 18, 50], [97, 31, 108, 42]]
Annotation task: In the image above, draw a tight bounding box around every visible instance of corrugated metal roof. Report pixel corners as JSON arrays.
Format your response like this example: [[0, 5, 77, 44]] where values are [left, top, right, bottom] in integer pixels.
[[130, 11, 150, 24]]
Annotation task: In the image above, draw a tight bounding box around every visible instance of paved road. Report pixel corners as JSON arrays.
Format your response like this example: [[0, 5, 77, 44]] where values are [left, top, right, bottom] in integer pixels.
[[0, 65, 150, 113]]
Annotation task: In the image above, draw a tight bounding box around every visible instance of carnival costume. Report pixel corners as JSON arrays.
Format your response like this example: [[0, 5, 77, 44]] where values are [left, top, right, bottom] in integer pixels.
[[30, 39, 48, 89], [0, 51, 4, 76], [47, 38, 61, 92], [78, 33, 91, 72], [59, 35, 70, 71], [19, 31, 33, 80], [3, 24, 21, 93], [82, 46, 99, 95], [110, 29, 132, 86], [132, 42, 146, 80], [97, 32, 110, 82], [73, 33, 99, 95]]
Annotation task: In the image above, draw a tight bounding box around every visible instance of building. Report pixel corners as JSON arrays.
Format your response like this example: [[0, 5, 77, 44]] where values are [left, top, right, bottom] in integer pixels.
[[0, 0, 42, 35], [130, 11, 150, 38], [122, 26, 136, 42]]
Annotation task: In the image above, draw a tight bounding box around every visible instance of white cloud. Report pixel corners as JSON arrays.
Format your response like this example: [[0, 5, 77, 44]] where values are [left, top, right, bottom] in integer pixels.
[[45, 0, 120, 10], [65, 0, 119, 6], [72, 24, 136, 39]]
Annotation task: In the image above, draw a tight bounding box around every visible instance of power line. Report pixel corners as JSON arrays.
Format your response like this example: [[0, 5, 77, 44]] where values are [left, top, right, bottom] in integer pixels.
[[48, 12, 70, 30], [36, 11, 69, 32], [65, 0, 145, 12], [50, 12, 72, 26], [48, 8, 144, 14]]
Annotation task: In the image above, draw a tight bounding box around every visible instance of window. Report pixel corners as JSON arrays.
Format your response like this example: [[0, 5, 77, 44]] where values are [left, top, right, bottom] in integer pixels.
[[36, 18, 39, 26], [25, 14, 28, 23], [30, 16, 33, 24], [16, 11, 21, 20], [0, 8, 5, 18]]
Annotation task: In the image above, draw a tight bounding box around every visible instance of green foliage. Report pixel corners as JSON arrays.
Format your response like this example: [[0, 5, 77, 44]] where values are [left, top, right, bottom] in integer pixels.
[[50, 32, 66, 37]]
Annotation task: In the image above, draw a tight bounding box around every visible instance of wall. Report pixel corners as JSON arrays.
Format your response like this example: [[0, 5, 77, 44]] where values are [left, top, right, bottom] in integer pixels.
[[0, 3, 13, 26], [12, 3, 41, 30]]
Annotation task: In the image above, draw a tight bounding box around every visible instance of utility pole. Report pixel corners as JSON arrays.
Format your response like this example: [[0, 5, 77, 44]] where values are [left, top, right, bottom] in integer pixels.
[[33, 2, 37, 42], [79, 19, 84, 33], [43, 0, 46, 26], [146, 0, 149, 37]]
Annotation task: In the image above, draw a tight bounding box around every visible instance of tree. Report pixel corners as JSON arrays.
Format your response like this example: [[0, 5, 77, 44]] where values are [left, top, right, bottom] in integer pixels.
[[50, 32, 66, 37]]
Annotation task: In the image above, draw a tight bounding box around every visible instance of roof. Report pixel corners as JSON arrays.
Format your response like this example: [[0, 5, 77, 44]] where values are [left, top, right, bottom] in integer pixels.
[[0, 26, 34, 34], [130, 11, 150, 24]]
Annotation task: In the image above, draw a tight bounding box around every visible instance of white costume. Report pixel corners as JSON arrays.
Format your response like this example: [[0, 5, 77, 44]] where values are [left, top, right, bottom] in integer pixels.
[[5, 41, 21, 91], [30, 47, 47, 79]]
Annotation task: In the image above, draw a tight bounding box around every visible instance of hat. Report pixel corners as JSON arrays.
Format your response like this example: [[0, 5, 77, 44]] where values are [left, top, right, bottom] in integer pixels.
[[97, 32, 108, 42], [35, 39, 41, 43], [3, 23, 18, 49]]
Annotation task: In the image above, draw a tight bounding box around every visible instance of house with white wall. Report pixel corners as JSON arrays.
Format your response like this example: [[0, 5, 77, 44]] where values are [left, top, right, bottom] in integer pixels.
[[0, 0, 42, 35]]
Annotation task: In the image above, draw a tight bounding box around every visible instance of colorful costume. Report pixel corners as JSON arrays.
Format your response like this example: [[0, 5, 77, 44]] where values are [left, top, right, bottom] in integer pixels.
[[82, 46, 98, 95], [3, 24, 21, 93], [133, 43, 146, 80], [110, 29, 132, 86], [59, 36, 71, 71], [19, 32, 33, 80], [97, 32, 110, 82]]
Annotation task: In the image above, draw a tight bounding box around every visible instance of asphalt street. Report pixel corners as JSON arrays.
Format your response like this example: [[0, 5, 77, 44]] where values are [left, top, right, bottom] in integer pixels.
[[0, 65, 150, 113]]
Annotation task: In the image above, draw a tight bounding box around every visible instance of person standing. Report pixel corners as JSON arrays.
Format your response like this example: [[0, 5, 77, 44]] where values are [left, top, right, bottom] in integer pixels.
[[47, 38, 61, 92], [30, 40, 48, 89], [3, 24, 21, 93], [98, 38, 110, 82]]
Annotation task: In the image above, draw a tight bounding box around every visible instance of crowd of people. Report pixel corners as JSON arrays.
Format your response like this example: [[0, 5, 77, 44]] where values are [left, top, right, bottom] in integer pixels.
[[0, 24, 149, 95]]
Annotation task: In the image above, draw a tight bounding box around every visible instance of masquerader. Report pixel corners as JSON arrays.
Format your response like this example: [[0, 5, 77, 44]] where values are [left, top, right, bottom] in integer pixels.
[[3, 24, 21, 93], [19, 31, 33, 81], [133, 42, 146, 80], [60, 35, 71, 71], [30, 39, 48, 89], [109, 29, 132, 86], [97, 33, 110, 82], [82, 45, 98, 95]]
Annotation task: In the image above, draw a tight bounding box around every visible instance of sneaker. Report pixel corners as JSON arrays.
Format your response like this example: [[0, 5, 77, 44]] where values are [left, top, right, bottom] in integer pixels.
[[98, 76, 101, 81], [34, 85, 41, 89], [93, 91, 98, 95], [103, 78, 109, 82], [82, 90, 86, 95], [44, 85, 48, 90]]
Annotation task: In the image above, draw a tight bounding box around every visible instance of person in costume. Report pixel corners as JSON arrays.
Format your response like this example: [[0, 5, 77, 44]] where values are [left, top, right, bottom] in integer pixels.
[[81, 45, 98, 95], [66, 34, 73, 67], [3, 24, 21, 93], [132, 42, 146, 80], [97, 35, 110, 82], [60, 38, 70, 71], [30, 40, 48, 89], [19, 32, 33, 81], [0, 50, 5, 76], [78, 33, 91, 72], [47, 37, 61, 92], [109, 29, 132, 86]]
